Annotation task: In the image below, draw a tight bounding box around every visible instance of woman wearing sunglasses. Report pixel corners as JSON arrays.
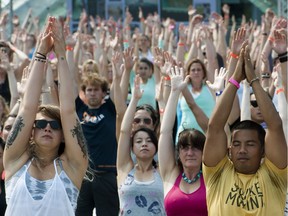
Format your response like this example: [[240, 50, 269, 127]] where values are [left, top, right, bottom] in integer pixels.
[[3, 17, 88, 216], [116, 74, 165, 215], [158, 66, 208, 216]]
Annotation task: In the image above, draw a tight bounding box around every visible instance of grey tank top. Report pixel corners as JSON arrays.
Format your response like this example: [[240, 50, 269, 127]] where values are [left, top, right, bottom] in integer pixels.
[[118, 168, 166, 215]]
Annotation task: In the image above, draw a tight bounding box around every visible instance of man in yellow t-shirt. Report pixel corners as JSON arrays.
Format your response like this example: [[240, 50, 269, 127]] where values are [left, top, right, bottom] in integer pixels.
[[203, 46, 287, 216]]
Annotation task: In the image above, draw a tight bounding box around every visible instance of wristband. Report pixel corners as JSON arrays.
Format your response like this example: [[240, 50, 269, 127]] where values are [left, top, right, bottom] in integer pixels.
[[262, 33, 268, 36], [230, 52, 239, 59], [279, 56, 288, 63], [178, 42, 185, 46], [249, 77, 259, 86], [35, 52, 46, 59], [159, 108, 165, 114], [164, 76, 171, 81], [228, 78, 240, 89], [34, 57, 47, 63], [66, 45, 73, 51], [261, 73, 270, 79], [276, 88, 284, 94], [278, 51, 287, 58]]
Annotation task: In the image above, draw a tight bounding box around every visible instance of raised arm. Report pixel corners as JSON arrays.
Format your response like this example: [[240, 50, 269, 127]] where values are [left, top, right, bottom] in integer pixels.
[[244, 46, 287, 169], [51, 17, 88, 185], [117, 75, 143, 178], [159, 66, 187, 180], [4, 19, 54, 177], [111, 52, 127, 140], [203, 48, 246, 167]]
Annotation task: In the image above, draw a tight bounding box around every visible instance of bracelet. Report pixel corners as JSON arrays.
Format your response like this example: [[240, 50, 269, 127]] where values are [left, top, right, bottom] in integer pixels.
[[279, 56, 288, 63], [36, 52, 46, 59], [261, 73, 270, 79], [230, 52, 239, 59], [228, 78, 240, 89], [178, 43, 185, 46], [249, 77, 259, 86], [262, 33, 268, 36], [164, 84, 171, 87], [276, 88, 284, 94], [34, 57, 47, 63], [66, 45, 73, 51], [164, 76, 171, 81], [278, 51, 287, 58], [215, 91, 223, 96]]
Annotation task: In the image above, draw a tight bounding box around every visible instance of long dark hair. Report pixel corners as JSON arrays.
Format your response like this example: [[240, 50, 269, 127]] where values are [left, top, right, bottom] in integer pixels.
[[131, 127, 158, 168]]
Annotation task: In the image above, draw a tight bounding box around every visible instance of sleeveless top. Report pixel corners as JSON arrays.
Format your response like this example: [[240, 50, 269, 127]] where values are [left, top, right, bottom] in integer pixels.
[[177, 84, 215, 136], [164, 173, 208, 216], [118, 168, 166, 215], [5, 158, 77, 216]]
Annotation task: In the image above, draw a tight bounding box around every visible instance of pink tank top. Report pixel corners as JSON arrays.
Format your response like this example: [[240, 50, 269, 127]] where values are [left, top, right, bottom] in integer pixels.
[[164, 173, 208, 216]]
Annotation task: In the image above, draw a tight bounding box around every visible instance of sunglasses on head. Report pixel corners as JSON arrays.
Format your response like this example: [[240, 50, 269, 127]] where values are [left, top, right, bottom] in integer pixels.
[[250, 100, 258, 108], [34, 120, 61, 130], [133, 118, 152, 125]]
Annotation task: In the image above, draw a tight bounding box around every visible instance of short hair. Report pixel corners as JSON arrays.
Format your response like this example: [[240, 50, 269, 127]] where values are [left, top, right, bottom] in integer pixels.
[[231, 120, 266, 148], [176, 128, 206, 171], [82, 59, 99, 74], [81, 73, 108, 93], [185, 58, 207, 80]]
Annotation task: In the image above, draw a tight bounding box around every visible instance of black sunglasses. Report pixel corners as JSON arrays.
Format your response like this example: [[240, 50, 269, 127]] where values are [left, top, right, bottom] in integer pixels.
[[250, 100, 258, 108], [34, 120, 61, 130], [133, 118, 152, 125]]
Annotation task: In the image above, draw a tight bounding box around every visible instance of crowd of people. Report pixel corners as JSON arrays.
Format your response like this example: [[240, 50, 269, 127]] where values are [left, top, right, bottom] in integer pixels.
[[0, 3, 287, 216]]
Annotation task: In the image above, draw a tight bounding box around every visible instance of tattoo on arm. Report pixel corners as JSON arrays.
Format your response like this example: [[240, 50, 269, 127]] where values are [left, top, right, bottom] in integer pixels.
[[5, 116, 25, 150], [71, 119, 87, 158]]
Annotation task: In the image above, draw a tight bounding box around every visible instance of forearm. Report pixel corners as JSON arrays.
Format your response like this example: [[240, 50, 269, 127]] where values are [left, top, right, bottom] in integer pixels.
[[160, 90, 180, 133], [182, 87, 208, 132], [121, 97, 138, 133], [120, 69, 131, 101], [280, 62, 287, 100], [57, 54, 75, 110], [210, 82, 238, 129], [176, 40, 185, 64]]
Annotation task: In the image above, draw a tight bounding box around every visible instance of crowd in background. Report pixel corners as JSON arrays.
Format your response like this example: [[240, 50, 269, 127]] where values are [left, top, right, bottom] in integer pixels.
[[0, 3, 287, 216]]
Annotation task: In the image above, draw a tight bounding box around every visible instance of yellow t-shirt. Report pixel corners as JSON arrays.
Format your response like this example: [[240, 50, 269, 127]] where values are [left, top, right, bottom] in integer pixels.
[[203, 156, 287, 216]]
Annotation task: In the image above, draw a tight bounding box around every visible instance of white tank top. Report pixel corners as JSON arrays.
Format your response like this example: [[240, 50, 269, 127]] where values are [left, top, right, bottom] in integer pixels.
[[5, 159, 75, 216]]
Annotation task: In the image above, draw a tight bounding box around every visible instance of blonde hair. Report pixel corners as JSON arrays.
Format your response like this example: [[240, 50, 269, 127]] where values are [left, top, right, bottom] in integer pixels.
[[82, 59, 99, 74]]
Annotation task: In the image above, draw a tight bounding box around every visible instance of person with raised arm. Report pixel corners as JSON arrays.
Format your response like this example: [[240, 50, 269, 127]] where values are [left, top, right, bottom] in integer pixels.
[[3, 17, 88, 215], [203, 45, 287, 215]]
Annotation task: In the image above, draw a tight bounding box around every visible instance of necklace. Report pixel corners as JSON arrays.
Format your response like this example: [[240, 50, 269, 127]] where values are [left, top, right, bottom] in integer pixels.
[[182, 170, 202, 184]]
